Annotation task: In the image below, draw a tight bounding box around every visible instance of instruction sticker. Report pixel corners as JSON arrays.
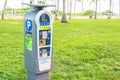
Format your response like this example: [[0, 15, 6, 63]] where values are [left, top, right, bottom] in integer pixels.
[[26, 35, 32, 51], [39, 58, 51, 71], [39, 26, 51, 30], [26, 20, 32, 31]]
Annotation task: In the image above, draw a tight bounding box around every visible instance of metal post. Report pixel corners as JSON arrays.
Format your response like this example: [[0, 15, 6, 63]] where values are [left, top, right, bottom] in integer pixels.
[[27, 71, 49, 80]]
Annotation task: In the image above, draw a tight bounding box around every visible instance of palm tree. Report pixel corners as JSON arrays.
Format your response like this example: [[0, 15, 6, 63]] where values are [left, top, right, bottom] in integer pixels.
[[67, 0, 70, 14], [61, 0, 67, 23], [30, 0, 34, 3], [22, 0, 25, 15], [77, 0, 84, 12], [98, 0, 101, 14], [119, 0, 120, 17], [94, 0, 98, 19], [112, 0, 114, 13], [1, 0, 7, 20], [55, 0, 59, 20], [81, 0, 84, 12], [69, 0, 72, 19], [90, 0, 98, 19], [108, 0, 112, 19], [74, 0, 77, 17]]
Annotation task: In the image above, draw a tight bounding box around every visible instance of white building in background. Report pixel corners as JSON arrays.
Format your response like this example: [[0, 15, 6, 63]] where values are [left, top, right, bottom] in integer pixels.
[[0, 0, 119, 14]]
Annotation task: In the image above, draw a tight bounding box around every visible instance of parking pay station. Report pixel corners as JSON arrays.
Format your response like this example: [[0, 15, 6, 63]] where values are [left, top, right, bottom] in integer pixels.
[[23, 3, 54, 80]]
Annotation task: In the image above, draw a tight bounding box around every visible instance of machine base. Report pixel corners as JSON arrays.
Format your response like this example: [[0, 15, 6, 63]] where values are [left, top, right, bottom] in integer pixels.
[[27, 71, 49, 80]]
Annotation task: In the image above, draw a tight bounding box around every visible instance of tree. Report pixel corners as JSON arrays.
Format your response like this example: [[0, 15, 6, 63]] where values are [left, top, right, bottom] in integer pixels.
[[108, 0, 112, 19], [90, 0, 98, 19], [1, 0, 7, 20], [22, 0, 25, 15], [77, 0, 84, 12], [81, 0, 84, 12], [61, 0, 67, 23], [119, 0, 120, 17], [98, 0, 101, 14], [55, 0, 59, 20], [67, 0, 70, 14], [69, 0, 72, 19], [30, 0, 34, 3], [112, 0, 114, 13], [74, 0, 77, 17], [94, 0, 98, 19]]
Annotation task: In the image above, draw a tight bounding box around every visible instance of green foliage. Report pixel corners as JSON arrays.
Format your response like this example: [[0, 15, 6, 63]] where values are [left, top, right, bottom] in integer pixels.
[[5, 7, 32, 11], [23, 7, 32, 10], [37, 0, 46, 4], [58, 11, 63, 15], [50, 10, 56, 15], [84, 10, 94, 15], [75, 13, 84, 16], [104, 10, 113, 13], [51, 10, 63, 15], [0, 19, 120, 80], [5, 7, 14, 11], [102, 10, 113, 15]]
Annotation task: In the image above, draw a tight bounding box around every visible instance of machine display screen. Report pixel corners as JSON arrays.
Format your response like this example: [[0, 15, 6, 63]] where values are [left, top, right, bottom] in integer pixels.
[[39, 14, 50, 26]]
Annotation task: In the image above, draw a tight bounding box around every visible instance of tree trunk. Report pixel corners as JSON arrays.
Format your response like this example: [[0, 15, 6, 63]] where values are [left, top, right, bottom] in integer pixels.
[[55, 0, 59, 20], [69, 0, 72, 19], [119, 0, 120, 17], [30, 0, 34, 3], [108, 0, 112, 19], [81, 0, 84, 12], [22, 0, 25, 15], [94, 0, 97, 19], [99, 1, 101, 14], [1, 0, 7, 20], [67, 0, 70, 14], [74, 0, 76, 17], [112, 0, 114, 13], [61, 0, 67, 23]]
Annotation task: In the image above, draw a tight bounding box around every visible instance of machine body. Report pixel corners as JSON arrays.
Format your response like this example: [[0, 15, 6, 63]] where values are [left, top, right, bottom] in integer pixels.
[[24, 3, 54, 80]]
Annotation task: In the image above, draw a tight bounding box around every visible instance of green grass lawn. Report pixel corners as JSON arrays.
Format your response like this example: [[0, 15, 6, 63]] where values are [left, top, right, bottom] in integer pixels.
[[0, 19, 120, 80]]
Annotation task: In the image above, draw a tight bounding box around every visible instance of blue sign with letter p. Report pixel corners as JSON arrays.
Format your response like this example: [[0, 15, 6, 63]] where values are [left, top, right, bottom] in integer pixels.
[[26, 20, 32, 31]]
